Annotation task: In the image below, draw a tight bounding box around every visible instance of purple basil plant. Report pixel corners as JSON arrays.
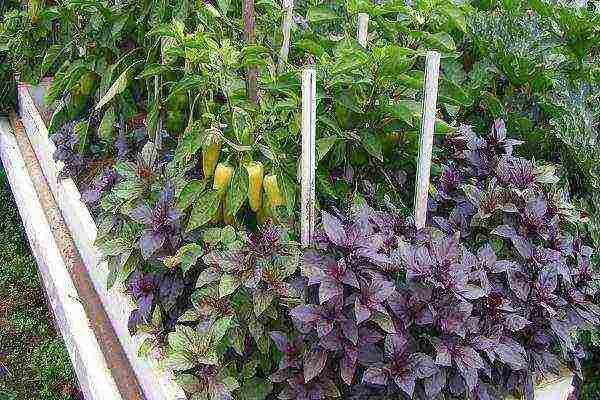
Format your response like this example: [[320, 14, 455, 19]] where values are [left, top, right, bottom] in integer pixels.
[[269, 120, 599, 400]]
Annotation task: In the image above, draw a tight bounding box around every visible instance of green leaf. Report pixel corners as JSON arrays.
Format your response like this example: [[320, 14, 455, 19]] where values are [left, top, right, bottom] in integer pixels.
[[147, 98, 160, 141], [230, 327, 246, 356], [41, 44, 65, 77], [176, 243, 204, 274], [360, 130, 383, 161], [307, 5, 340, 22], [187, 190, 220, 231], [163, 352, 195, 371], [220, 225, 236, 244], [280, 174, 296, 216], [99, 238, 131, 257], [177, 180, 205, 210], [238, 378, 273, 400], [95, 61, 141, 111], [371, 311, 396, 333], [480, 91, 505, 118], [166, 76, 204, 104], [379, 46, 416, 76], [98, 107, 116, 141], [225, 166, 249, 216], [422, 32, 456, 53], [316, 136, 338, 162], [137, 337, 155, 358], [112, 179, 145, 200], [196, 266, 220, 288], [168, 326, 195, 352], [74, 120, 89, 153], [136, 63, 169, 80], [390, 100, 420, 125], [203, 228, 223, 244], [335, 90, 361, 113], [439, 78, 473, 107], [175, 374, 200, 392], [212, 315, 233, 343], [253, 290, 274, 317], [219, 274, 241, 297], [439, 4, 467, 33], [398, 70, 424, 90]]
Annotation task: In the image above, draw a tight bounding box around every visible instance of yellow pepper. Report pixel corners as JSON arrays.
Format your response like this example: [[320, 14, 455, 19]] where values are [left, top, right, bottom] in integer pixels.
[[263, 174, 284, 207], [245, 161, 264, 212], [202, 137, 222, 178], [213, 163, 234, 194]]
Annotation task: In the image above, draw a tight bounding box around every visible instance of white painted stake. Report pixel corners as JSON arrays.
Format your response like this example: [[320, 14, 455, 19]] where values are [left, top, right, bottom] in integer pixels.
[[357, 13, 369, 47], [301, 68, 316, 247], [414, 51, 441, 230], [277, 0, 294, 74]]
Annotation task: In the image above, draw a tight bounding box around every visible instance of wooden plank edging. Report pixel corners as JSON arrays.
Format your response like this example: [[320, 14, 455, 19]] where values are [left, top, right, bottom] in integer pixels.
[[0, 118, 122, 400], [17, 85, 187, 400]]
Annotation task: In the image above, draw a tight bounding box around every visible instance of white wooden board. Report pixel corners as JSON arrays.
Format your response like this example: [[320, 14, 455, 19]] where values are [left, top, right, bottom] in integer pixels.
[[0, 118, 122, 400], [18, 85, 187, 400]]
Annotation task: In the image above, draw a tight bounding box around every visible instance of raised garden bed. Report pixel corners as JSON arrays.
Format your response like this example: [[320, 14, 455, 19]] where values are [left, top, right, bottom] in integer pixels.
[[4, 81, 577, 400], [16, 83, 187, 400]]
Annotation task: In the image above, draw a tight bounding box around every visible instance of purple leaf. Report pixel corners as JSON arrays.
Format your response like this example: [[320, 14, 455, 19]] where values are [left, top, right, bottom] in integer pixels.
[[456, 346, 484, 370], [494, 337, 527, 370], [319, 280, 342, 304], [340, 346, 358, 385], [355, 297, 371, 324], [409, 353, 437, 378], [303, 346, 327, 383], [512, 237, 534, 259], [424, 369, 446, 398], [434, 343, 452, 367], [493, 260, 520, 273], [270, 331, 289, 352], [341, 320, 359, 345], [369, 279, 396, 302], [491, 225, 517, 238], [130, 204, 154, 225], [362, 366, 388, 386], [459, 284, 485, 300], [139, 229, 166, 259], [394, 374, 416, 397], [82, 188, 101, 204], [508, 270, 531, 301], [455, 360, 478, 392], [321, 210, 347, 246], [504, 314, 531, 332], [290, 305, 321, 323]]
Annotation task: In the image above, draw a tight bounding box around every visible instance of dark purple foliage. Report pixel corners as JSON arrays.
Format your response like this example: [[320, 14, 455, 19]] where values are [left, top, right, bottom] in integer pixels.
[[52, 122, 86, 180], [129, 183, 183, 259], [269, 120, 599, 400], [82, 167, 120, 204], [128, 270, 158, 332]]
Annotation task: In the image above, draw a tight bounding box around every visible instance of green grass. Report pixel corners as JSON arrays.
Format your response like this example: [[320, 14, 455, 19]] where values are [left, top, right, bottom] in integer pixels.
[[0, 169, 81, 400]]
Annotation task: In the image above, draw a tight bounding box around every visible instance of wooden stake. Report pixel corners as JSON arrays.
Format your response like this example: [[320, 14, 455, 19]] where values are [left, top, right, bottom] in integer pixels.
[[278, 0, 294, 74], [357, 13, 369, 47], [244, 0, 259, 104], [414, 51, 441, 230], [301, 68, 316, 247]]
